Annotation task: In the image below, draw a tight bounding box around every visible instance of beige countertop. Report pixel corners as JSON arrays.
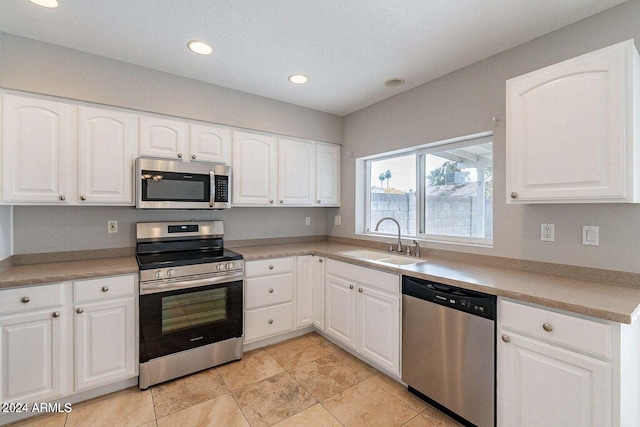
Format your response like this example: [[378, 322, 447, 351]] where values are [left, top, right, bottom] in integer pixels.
[[2, 242, 639, 324]]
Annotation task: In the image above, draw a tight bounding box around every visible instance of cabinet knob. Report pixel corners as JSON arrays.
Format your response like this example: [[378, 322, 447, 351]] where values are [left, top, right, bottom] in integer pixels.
[[21, 297, 30, 304], [102, 286, 109, 292], [80, 195, 86, 201], [279, 200, 284, 204], [349, 284, 354, 290], [358, 288, 363, 293], [319, 259, 323, 263], [52, 311, 60, 318], [268, 288, 274, 293], [59, 195, 66, 201], [177, 153, 183, 158], [510, 192, 518, 199], [268, 265, 274, 270], [542, 323, 553, 332], [270, 200, 274, 204], [268, 319, 274, 324], [191, 154, 196, 160], [501, 334, 511, 343], [76, 308, 84, 314], [317, 200, 321, 204]]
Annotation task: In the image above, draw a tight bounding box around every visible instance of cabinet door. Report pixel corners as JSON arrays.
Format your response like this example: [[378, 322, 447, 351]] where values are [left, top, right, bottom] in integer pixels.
[[324, 275, 356, 349], [315, 143, 340, 206], [189, 124, 231, 164], [278, 139, 314, 206], [78, 107, 136, 205], [356, 285, 400, 375], [312, 257, 325, 331], [506, 40, 635, 203], [138, 115, 187, 160], [232, 131, 277, 205], [0, 308, 64, 403], [2, 95, 75, 203], [499, 332, 611, 427], [296, 256, 314, 329], [75, 298, 136, 391]]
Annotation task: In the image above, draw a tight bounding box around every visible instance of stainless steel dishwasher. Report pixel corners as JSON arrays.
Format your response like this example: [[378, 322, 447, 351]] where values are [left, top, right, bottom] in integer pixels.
[[402, 276, 496, 427]]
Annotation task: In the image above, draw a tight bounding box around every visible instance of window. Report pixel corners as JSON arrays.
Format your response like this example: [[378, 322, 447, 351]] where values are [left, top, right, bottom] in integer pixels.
[[364, 133, 493, 246]]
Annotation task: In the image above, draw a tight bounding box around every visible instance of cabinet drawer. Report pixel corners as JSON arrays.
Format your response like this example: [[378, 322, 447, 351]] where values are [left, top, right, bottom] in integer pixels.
[[326, 259, 399, 295], [74, 275, 135, 303], [245, 274, 294, 309], [245, 257, 295, 278], [244, 303, 294, 343], [0, 283, 65, 314], [500, 299, 611, 359]]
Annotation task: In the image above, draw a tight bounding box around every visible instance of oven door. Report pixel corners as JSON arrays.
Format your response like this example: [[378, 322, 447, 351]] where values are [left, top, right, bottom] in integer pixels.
[[139, 280, 242, 362]]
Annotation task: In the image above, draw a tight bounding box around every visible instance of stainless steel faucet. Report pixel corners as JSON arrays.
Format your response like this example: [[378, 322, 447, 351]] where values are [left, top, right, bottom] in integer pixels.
[[412, 240, 421, 257], [375, 217, 403, 252]]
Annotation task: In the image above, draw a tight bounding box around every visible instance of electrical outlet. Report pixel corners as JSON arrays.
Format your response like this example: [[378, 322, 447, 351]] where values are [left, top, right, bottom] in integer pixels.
[[334, 215, 341, 226], [305, 216, 311, 226], [541, 223, 554, 242], [108, 220, 118, 234]]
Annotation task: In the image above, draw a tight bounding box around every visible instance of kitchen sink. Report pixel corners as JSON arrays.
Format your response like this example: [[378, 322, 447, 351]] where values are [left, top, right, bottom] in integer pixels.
[[339, 250, 426, 267]]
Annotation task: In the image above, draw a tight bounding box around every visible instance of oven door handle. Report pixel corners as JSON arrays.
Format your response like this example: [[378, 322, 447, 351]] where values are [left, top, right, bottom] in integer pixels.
[[140, 272, 242, 295]]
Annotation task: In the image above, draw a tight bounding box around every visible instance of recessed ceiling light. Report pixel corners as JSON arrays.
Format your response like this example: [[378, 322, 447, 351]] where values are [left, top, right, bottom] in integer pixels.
[[384, 78, 406, 88], [29, 0, 59, 8], [187, 40, 213, 55], [288, 74, 309, 85]]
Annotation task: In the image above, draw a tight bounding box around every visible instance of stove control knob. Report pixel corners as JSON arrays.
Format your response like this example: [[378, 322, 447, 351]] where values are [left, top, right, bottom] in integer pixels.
[[216, 264, 223, 271], [155, 270, 163, 279], [226, 263, 233, 270], [167, 269, 176, 277]]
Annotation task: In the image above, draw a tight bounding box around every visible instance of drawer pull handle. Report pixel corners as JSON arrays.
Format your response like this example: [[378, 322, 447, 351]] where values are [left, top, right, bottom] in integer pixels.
[[21, 297, 30, 304], [268, 319, 274, 324], [510, 192, 518, 199], [358, 288, 363, 293], [542, 323, 553, 332], [319, 259, 323, 263], [191, 154, 197, 160], [268, 288, 274, 293], [317, 200, 321, 204], [102, 286, 109, 292], [59, 195, 66, 201], [349, 285, 354, 290], [177, 153, 183, 158], [268, 265, 274, 270], [52, 311, 60, 318], [501, 334, 511, 343], [76, 308, 84, 314], [80, 195, 86, 201]]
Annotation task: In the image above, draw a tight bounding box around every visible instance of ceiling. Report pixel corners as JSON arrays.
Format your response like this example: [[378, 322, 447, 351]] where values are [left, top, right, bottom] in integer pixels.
[[0, 0, 628, 116]]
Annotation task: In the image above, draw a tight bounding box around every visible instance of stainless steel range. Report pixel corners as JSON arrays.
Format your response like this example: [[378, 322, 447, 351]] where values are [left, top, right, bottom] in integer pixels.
[[136, 221, 243, 389]]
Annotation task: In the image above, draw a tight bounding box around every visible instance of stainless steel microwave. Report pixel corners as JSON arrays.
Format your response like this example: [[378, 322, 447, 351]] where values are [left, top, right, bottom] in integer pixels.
[[136, 158, 231, 209]]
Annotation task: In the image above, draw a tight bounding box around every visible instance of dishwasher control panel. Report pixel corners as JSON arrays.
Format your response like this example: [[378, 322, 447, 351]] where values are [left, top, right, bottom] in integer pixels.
[[402, 276, 496, 320]]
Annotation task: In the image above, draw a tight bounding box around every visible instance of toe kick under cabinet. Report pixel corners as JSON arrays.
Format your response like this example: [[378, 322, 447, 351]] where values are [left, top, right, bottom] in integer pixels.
[[498, 298, 640, 427], [0, 274, 137, 410]]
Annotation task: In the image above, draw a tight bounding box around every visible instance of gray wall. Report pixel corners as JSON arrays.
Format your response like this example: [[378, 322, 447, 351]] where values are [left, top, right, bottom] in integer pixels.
[[335, 0, 640, 273], [0, 206, 11, 260], [0, 33, 342, 255]]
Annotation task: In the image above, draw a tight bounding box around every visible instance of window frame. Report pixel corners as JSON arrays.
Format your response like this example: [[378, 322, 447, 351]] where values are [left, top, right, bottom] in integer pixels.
[[363, 132, 493, 247]]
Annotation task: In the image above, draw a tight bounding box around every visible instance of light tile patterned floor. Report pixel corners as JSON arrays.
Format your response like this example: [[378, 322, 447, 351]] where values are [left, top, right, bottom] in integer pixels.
[[8, 333, 464, 427]]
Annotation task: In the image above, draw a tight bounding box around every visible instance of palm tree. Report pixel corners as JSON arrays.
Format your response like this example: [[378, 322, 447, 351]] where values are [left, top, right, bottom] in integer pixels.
[[378, 172, 385, 188], [384, 170, 392, 188]]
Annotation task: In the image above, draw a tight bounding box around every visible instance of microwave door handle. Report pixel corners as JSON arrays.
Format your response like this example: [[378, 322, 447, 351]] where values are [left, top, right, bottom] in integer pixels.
[[210, 171, 215, 207]]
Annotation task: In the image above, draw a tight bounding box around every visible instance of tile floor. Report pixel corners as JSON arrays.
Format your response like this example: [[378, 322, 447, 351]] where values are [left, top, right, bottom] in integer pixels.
[[8, 333, 463, 427]]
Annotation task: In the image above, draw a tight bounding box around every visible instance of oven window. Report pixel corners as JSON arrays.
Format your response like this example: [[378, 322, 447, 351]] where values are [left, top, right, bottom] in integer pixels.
[[161, 287, 227, 334]]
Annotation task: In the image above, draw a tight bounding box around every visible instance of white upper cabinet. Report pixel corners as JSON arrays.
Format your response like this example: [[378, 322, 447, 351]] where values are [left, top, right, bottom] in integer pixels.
[[189, 124, 231, 164], [506, 40, 640, 203], [278, 138, 315, 206], [315, 143, 340, 206], [232, 130, 278, 205], [2, 95, 76, 203], [138, 115, 188, 160], [78, 107, 136, 205]]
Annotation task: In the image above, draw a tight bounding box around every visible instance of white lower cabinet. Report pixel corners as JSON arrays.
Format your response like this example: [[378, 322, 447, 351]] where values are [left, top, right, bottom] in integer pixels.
[[325, 259, 400, 376], [296, 255, 325, 330], [244, 257, 296, 343], [0, 275, 137, 408], [73, 275, 136, 391], [498, 298, 640, 427]]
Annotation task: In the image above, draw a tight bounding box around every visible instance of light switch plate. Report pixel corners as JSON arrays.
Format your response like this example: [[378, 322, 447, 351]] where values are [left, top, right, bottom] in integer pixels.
[[582, 225, 599, 246], [305, 216, 311, 226], [334, 215, 341, 226]]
